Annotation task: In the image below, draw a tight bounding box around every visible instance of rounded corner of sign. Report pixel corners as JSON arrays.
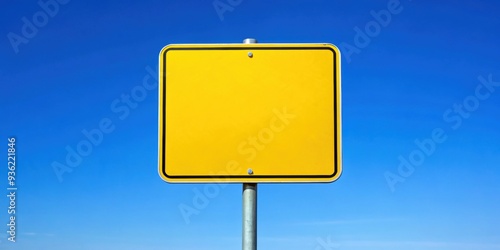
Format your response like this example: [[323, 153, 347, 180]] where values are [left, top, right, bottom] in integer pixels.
[[330, 171, 342, 183], [158, 167, 172, 183], [159, 44, 176, 57], [329, 165, 343, 182], [321, 43, 341, 57]]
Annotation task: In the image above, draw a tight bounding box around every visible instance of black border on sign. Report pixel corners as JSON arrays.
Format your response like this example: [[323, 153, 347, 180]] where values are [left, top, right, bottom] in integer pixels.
[[161, 46, 339, 181]]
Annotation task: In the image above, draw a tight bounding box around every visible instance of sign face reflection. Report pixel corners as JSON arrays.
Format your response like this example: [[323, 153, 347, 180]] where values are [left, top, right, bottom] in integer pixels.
[[158, 43, 342, 183]]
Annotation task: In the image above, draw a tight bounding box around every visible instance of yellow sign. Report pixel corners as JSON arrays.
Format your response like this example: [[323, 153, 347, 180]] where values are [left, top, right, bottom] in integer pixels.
[[158, 43, 341, 183]]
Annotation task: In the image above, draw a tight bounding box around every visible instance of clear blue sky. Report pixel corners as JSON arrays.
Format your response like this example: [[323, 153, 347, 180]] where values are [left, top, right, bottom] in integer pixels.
[[1, 0, 500, 249]]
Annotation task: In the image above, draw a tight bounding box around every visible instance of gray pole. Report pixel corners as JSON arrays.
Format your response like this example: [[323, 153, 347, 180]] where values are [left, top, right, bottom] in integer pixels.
[[242, 183, 257, 250], [242, 37, 258, 250]]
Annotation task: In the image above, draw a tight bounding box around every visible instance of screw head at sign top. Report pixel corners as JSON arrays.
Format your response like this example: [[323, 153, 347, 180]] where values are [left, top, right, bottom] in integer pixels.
[[247, 168, 253, 175], [244, 38, 256, 58]]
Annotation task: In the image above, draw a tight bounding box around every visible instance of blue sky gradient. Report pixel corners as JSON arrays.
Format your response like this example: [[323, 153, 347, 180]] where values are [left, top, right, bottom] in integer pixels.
[[1, 0, 500, 249]]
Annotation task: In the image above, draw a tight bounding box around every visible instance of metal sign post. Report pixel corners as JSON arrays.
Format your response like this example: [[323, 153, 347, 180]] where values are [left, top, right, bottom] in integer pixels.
[[242, 183, 257, 250], [242, 38, 258, 250]]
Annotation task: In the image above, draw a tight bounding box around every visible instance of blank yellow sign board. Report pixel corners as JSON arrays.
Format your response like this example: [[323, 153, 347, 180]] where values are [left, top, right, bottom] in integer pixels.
[[158, 43, 341, 183]]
